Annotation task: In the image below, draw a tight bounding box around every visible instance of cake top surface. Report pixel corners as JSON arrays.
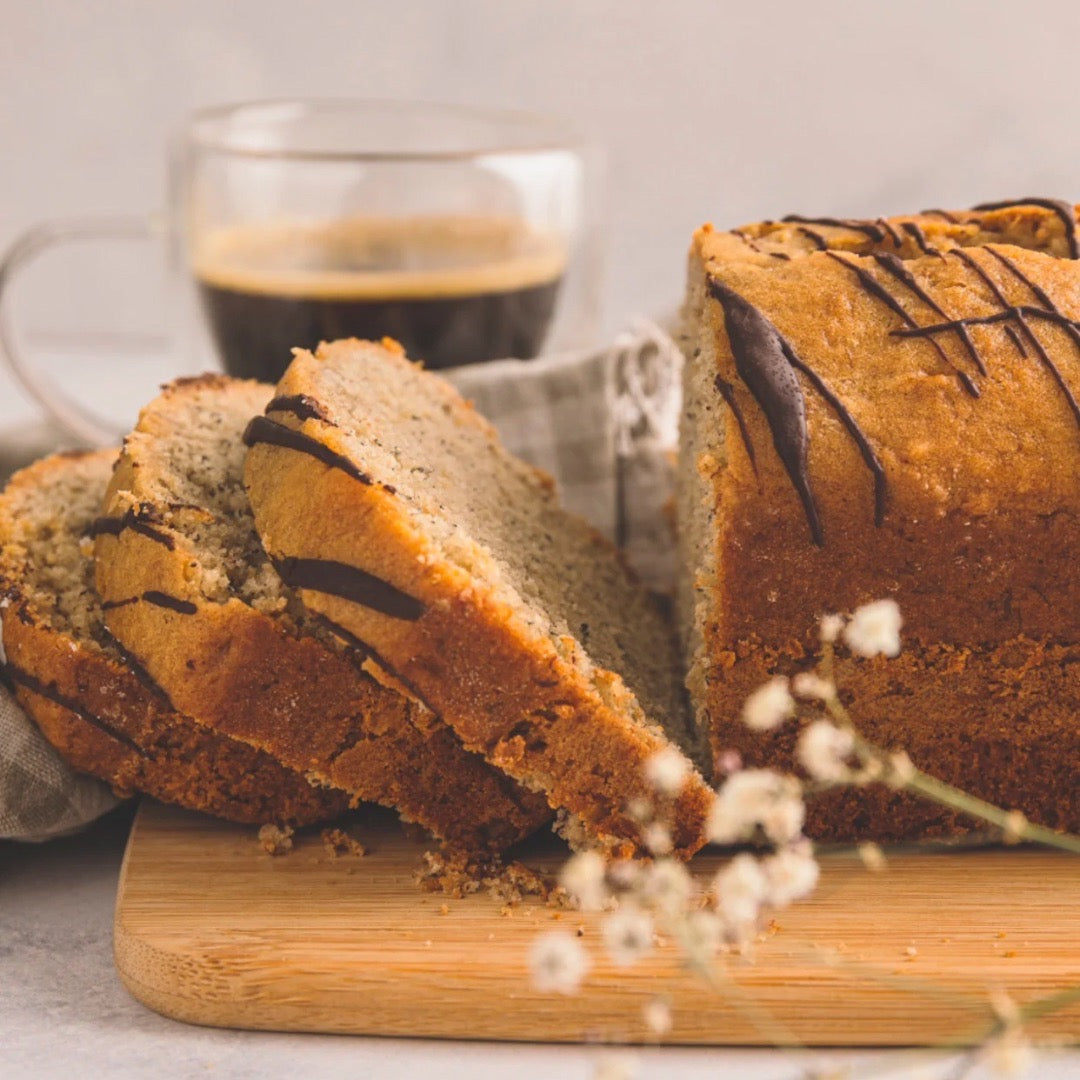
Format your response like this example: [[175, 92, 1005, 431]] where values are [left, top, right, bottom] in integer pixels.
[[690, 199, 1080, 542]]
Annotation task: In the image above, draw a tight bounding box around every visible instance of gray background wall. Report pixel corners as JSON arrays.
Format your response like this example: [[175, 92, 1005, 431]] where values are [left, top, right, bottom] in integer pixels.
[[3, 0, 1080, 421]]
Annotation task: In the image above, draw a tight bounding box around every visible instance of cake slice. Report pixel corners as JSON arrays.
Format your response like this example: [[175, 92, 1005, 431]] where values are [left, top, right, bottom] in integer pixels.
[[94, 375, 550, 850], [679, 200, 1080, 841], [242, 338, 715, 858], [0, 450, 347, 826]]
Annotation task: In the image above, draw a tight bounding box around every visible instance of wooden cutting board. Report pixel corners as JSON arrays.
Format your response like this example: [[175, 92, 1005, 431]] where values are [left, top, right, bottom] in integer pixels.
[[114, 801, 1080, 1046]]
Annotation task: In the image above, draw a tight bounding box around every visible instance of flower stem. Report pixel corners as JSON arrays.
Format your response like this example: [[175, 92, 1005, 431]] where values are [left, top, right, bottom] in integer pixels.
[[822, 695, 1080, 857]]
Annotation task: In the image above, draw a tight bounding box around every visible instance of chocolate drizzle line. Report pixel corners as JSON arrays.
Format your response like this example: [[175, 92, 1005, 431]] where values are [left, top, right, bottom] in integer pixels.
[[921, 208, 960, 223], [873, 252, 985, 385], [89, 511, 175, 550], [142, 591, 198, 615], [796, 226, 829, 251], [98, 627, 177, 709], [826, 252, 978, 395], [709, 278, 893, 541], [972, 197, 1079, 259], [949, 249, 1026, 360], [713, 376, 759, 476], [2, 662, 151, 758], [243, 415, 373, 485], [876, 217, 904, 249], [901, 221, 940, 257], [897, 249, 1080, 430], [311, 612, 436, 709], [102, 592, 196, 615], [732, 230, 791, 261], [266, 394, 331, 424], [784, 353, 888, 527], [707, 280, 821, 543], [782, 215, 886, 242], [272, 556, 426, 621], [1004, 324, 1028, 357], [985, 248, 1080, 427]]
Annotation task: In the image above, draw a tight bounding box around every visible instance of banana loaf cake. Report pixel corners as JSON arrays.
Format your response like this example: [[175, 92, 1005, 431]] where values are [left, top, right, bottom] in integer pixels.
[[243, 338, 716, 858], [679, 199, 1080, 841], [94, 376, 550, 850], [0, 450, 347, 825]]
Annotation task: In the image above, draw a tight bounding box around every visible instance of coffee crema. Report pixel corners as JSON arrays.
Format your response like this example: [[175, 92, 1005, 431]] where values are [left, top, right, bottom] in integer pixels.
[[193, 215, 566, 377]]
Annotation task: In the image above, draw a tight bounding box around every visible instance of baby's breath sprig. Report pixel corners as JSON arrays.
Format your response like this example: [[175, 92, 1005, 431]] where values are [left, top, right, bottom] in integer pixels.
[[526, 598, 1080, 1079]]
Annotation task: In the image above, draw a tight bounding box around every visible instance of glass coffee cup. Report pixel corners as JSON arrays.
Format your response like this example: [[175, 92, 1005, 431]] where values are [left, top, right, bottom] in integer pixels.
[[0, 100, 603, 445]]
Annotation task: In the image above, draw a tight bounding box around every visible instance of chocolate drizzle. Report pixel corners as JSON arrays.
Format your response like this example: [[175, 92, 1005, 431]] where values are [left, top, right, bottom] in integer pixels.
[[796, 226, 829, 251], [243, 415, 373, 486], [873, 252, 985, 384], [876, 217, 904, 249], [972, 197, 1080, 259], [142, 591, 198, 615], [921, 208, 960, 223], [2, 662, 151, 758], [827, 252, 979, 395], [713, 376, 758, 476], [894, 248, 1080, 430], [272, 556, 425, 621], [707, 279, 822, 544], [266, 394, 331, 424], [89, 511, 175, 550], [103, 592, 196, 615], [782, 215, 886, 242], [900, 221, 940, 258]]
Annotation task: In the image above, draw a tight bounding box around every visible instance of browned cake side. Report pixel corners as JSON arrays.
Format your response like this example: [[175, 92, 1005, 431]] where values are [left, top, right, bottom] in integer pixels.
[[243, 339, 715, 859], [0, 451, 347, 826], [94, 377, 550, 851], [679, 200, 1080, 841]]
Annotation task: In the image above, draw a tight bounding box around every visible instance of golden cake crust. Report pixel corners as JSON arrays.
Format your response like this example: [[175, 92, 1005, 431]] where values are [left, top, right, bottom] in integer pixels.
[[682, 200, 1080, 841]]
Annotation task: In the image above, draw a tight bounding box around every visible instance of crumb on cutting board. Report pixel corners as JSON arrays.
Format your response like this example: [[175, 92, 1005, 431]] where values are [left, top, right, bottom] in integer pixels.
[[414, 848, 568, 907], [321, 827, 367, 859], [258, 823, 294, 856]]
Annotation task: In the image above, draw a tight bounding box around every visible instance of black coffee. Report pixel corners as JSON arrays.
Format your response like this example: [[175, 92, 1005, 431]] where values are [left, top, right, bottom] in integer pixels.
[[194, 216, 565, 378]]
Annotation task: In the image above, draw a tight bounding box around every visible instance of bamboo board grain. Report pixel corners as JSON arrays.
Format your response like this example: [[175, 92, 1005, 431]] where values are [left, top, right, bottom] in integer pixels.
[[114, 800, 1080, 1045]]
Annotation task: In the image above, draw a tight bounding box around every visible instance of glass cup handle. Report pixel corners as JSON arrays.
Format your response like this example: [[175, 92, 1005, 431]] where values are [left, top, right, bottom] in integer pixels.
[[0, 214, 163, 447]]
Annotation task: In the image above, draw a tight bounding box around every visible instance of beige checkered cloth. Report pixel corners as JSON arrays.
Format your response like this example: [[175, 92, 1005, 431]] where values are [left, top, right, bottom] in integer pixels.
[[0, 322, 684, 841]]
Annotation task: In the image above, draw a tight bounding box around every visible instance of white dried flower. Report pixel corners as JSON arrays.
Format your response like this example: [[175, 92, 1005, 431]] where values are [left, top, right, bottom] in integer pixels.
[[797, 720, 855, 782], [626, 796, 653, 822], [857, 841, 887, 872], [741, 676, 796, 731], [640, 821, 674, 856], [529, 930, 591, 994], [1003, 809, 1028, 845], [682, 909, 725, 957], [843, 598, 902, 658], [644, 746, 691, 796], [986, 1026, 1034, 1077], [559, 850, 608, 911], [639, 857, 694, 916], [716, 749, 743, 775], [714, 852, 769, 929], [819, 613, 845, 644], [707, 769, 806, 846], [763, 842, 820, 908], [607, 858, 642, 893], [791, 672, 836, 701], [601, 906, 654, 967], [886, 750, 917, 788], [642, 996, 673, 1036]]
